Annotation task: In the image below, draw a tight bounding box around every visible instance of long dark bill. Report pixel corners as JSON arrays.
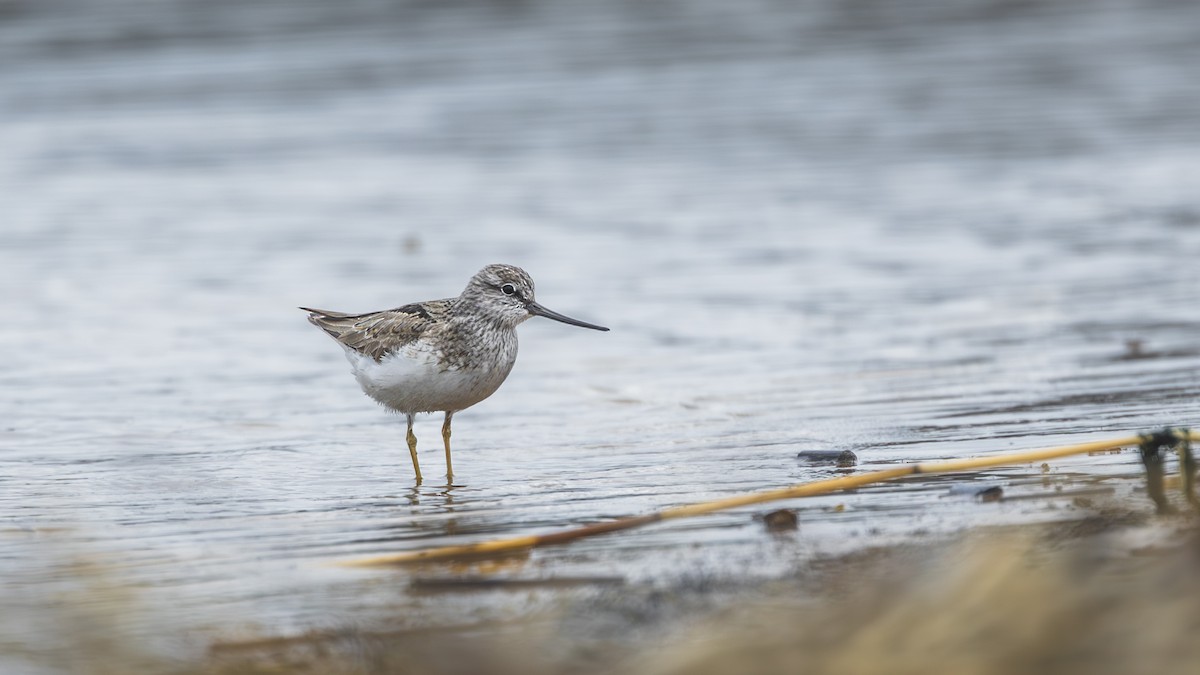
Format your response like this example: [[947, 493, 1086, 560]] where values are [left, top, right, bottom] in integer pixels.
[[526, 302, 610, 331]]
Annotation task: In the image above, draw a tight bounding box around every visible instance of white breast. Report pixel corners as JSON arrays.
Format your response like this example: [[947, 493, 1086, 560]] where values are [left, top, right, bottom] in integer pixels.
[[342, 341, 515, 414]]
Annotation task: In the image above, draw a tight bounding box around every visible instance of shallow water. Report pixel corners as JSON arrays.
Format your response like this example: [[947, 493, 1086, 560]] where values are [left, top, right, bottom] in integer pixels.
[[2, 0, 1199, 665]]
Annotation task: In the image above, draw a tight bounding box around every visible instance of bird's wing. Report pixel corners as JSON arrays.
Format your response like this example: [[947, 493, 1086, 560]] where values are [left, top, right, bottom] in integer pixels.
[[301, 301, 448, 362]]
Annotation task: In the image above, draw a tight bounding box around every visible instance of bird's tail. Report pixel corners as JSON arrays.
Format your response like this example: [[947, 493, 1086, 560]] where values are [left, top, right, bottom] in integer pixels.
[[299, 306, 365, 339]]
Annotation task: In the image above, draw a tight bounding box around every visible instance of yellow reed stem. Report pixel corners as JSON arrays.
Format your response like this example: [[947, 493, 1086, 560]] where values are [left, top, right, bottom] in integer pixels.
[[339, 429, 1196, 567]]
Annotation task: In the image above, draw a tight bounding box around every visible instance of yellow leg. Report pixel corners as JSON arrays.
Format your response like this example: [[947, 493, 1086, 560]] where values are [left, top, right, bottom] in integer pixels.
[[406, 414, 423, 484], [442, 411, 454, 481]]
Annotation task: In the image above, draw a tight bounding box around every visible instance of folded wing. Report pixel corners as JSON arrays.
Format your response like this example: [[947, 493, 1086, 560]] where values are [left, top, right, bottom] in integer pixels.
[[301, 301, 448, 362]]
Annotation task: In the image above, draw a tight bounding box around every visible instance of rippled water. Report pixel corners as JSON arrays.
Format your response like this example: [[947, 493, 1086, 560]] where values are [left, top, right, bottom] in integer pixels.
[[2, 0, 1199, 666]]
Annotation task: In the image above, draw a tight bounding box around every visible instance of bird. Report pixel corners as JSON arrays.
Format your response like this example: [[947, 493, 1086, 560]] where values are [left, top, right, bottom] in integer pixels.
[[301, 263, 609, 483]]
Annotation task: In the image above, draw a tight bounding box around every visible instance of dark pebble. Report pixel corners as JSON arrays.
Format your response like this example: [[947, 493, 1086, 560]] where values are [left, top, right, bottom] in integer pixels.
[[796, 449, 858, 467], [762, 509, 799, 531], [977, 486, 1004, 503]]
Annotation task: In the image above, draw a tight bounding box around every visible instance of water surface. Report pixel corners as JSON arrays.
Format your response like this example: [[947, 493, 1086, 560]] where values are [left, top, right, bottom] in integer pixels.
[[2, 0, 1199, 665]]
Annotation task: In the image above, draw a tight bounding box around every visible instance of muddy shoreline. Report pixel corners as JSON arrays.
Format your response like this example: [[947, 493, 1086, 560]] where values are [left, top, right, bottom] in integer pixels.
[[201, 492, 1198, 674]]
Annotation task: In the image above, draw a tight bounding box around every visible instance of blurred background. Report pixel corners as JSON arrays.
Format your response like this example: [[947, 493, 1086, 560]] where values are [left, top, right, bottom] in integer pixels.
[[2, 0, 1199, 671]]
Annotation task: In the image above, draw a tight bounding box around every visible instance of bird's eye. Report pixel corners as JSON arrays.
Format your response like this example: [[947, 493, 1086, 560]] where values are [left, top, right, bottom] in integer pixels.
[[501, 283, 517, 296]]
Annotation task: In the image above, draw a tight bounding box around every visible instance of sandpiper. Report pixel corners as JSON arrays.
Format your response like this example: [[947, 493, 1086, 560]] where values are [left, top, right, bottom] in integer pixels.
[[302, 264, 608, 483]]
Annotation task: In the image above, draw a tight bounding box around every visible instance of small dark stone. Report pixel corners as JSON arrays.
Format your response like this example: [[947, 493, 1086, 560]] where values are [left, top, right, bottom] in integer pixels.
[[1125, 339, 1145, 358], [977, 486, 1004, 503], [796, 449, 858, 467], [762, 509, 799, 531]]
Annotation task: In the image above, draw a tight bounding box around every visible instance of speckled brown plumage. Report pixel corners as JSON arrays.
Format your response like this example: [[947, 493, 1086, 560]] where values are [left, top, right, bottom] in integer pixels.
[[301, 302, 447, 363]]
